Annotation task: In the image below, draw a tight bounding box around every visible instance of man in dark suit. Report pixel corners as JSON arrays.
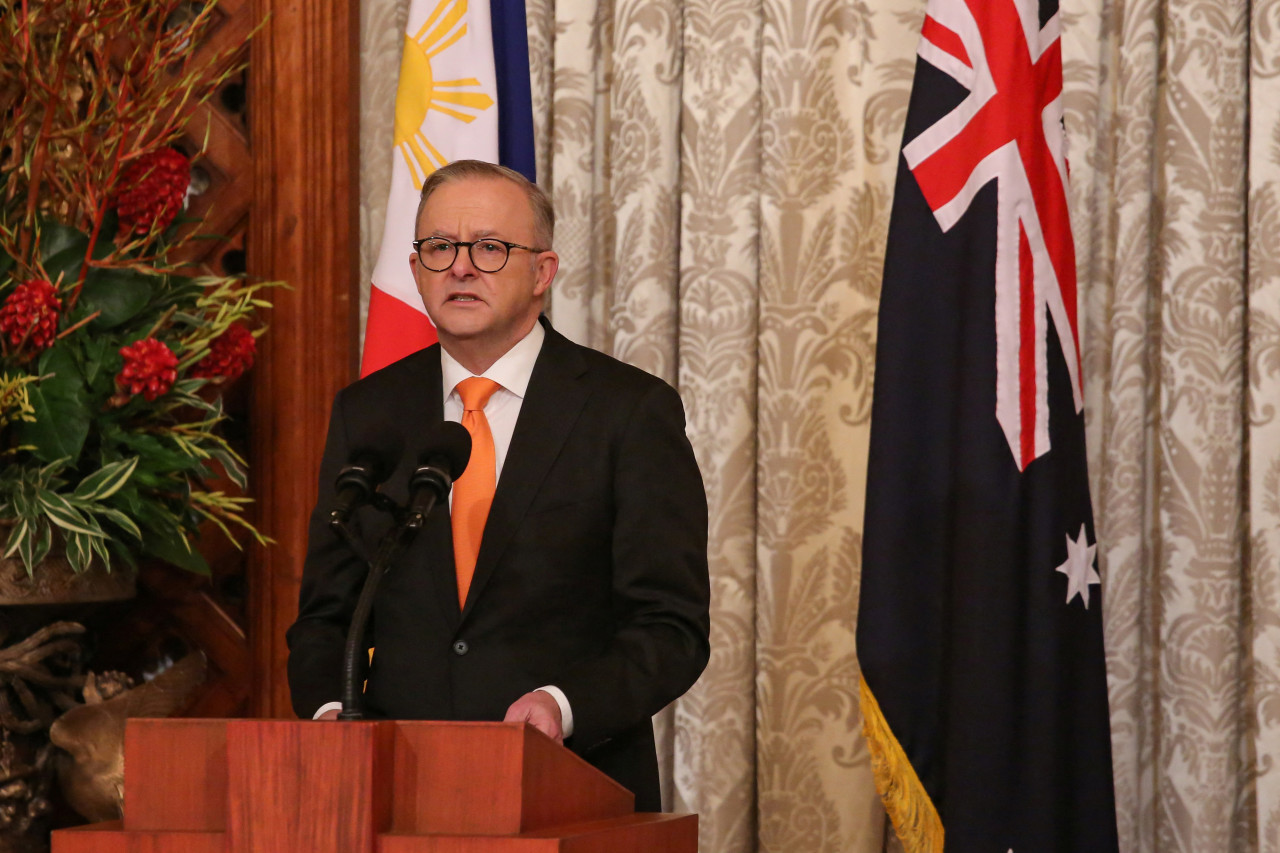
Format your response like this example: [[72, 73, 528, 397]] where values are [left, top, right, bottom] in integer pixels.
[[286, 160, 710, 812]]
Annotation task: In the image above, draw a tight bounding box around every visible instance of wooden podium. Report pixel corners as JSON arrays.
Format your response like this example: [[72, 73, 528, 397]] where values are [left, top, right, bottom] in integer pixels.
[[51, 719, 697, 852]]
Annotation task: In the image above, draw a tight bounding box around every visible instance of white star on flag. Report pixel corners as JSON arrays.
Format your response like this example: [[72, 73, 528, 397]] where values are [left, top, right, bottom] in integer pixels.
[[1055, 524, 1100, 608]]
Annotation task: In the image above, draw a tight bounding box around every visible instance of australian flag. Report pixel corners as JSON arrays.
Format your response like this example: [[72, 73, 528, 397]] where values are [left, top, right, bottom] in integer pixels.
[[855, 0, 1120, 850]]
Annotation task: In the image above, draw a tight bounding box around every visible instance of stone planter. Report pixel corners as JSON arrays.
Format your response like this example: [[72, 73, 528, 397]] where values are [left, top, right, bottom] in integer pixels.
[[0, 551, 135, 609]]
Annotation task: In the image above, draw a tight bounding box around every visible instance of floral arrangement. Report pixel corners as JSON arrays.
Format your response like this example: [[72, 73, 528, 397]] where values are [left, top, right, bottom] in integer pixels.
[[0, 0, 275, 577]]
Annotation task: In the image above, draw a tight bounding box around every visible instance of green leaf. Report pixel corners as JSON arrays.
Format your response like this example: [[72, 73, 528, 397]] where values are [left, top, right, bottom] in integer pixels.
[[11, 486, 36, 519], [143, 527, 210, 575], [88, 535, 112, 571], [210, 448, 248, 490], [16, 522, 37, 575], [78, 336, 114, 389], [37, 491, 103, 537], [106, 540, 139, 572], [166, 387, 216, 413], [31, 522, 52, 568], [73, 457, 138, 501], [16, 349, 91, 464], [37, 221, 89, 267], [112, 432, 202, 478], [65, 532, 91, 573], [78, 268, 157, 329], [3, 517, 29, 558], [108, 485, 145, 526], [165, 275, 205, 302], [42, 250, 84, 286], [94, 213, 121, 253], [37, 457, 72, 480], [172, 378, 207, 395], [91, 505, 143, 541]]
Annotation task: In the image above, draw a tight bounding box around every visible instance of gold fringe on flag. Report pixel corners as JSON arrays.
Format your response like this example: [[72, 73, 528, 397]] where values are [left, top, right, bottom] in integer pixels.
[[859, 674, 945, 852]]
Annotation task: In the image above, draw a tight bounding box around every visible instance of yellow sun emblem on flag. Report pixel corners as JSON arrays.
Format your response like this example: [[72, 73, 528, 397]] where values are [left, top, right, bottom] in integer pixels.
[[394, 0, 496, 189]]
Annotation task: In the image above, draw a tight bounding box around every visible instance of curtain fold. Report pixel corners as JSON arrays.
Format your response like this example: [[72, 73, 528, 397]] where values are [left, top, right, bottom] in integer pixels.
[[1248, 0, 1280, 844], [1065, 0, 1273, 849]]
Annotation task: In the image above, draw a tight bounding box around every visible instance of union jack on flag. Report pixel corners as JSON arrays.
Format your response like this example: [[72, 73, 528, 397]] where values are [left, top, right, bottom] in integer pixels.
[[905, 0, 1082, 472]]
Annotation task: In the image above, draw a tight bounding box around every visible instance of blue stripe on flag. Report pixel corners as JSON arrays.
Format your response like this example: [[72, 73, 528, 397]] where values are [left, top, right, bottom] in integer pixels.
[[490, 0, 536, 182]]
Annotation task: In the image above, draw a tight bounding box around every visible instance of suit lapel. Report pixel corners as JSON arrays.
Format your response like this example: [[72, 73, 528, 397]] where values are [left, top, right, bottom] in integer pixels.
[[461, 324, 589, 618]]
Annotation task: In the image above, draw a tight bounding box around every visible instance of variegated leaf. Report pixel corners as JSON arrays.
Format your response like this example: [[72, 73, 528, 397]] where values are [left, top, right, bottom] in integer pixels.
[[17, 524, 36, 575], [65, 532, 91, 573], [37, 492, 103, 537], [3, 517, 30, 558], [31, 521, 52, 568], [88, 535, 112, 570], [92, 506, 142, 541], [73, 457, 139, 501], [211, 448, 248, 490]]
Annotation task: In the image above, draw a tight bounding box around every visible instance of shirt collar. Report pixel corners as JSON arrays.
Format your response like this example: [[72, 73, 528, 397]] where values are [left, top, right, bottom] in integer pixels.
[[440, 320, 545, 400]]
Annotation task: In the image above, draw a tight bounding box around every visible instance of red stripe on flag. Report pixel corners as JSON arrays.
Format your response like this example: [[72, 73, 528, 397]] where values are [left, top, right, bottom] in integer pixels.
[[921, 15, 971, 69], [359, 287, 438, 377]]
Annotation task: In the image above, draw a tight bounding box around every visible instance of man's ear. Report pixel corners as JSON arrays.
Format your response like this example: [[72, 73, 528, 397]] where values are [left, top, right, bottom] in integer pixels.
[[533, 251, 559, 296]]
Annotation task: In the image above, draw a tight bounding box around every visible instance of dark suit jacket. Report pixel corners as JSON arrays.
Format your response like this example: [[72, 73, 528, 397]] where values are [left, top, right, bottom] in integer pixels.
[[286, 318, 711, 811]]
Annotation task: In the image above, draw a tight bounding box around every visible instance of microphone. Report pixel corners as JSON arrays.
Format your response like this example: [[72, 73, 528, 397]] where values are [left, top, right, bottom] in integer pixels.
[[336, 421, 470, 721], [404, 421, 472, 529], [328, 433, 402, 531]]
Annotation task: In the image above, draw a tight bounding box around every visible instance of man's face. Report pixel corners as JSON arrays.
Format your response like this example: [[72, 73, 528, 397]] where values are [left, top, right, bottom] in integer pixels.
[[410, 177, 558, 361]]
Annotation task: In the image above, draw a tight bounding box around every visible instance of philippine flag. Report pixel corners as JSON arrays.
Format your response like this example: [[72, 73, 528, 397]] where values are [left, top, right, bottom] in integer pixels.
[[359, 0, 536, 376]]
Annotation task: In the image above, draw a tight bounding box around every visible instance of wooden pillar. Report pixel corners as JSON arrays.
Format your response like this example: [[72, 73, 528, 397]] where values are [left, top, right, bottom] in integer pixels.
[[247, 0, 361, 717]]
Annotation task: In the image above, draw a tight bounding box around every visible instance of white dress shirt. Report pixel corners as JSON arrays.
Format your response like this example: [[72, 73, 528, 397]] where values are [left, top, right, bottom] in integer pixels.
[[317, 322, 574, 736], [439, 320, 545, 489]]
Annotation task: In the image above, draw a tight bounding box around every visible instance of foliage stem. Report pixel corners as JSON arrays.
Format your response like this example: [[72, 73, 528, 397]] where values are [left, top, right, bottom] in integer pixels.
[[20, 33, 70, 263], [54, 311, 101, 342]]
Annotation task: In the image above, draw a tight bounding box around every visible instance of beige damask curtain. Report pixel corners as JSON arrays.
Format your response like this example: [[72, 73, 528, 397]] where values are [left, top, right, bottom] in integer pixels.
[[357, 0, 1280, 849], [1067, 0, 1280, 849]]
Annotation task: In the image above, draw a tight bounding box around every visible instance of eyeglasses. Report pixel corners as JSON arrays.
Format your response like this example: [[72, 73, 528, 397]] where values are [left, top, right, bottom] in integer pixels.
[[412, 237, 545, 273]]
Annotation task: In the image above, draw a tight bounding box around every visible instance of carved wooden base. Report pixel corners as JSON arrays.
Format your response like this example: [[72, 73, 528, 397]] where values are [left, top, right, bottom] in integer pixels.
[[0, 734, 55, 853]]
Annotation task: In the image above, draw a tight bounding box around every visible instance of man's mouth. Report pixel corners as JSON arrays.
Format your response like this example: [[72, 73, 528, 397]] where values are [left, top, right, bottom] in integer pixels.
[[448, 294, 480, 302]]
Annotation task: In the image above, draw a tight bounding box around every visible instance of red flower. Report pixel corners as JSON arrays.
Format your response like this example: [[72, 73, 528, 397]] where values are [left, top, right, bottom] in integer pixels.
[[0, 279, 62, 352], [116, 338, 178, 401], [191, 322, 257, 382], [115, 148, 191, 236]]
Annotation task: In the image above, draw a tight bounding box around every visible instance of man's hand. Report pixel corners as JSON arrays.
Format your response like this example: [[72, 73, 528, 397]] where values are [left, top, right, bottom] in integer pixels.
[[503, 690, 564, 743]]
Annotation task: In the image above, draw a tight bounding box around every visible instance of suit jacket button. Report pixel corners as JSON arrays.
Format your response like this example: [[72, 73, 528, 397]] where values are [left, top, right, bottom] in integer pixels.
[[452, 640, 469, 656]]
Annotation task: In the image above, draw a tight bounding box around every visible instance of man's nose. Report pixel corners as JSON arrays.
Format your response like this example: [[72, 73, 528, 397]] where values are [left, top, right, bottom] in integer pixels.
[[450, 244, 478, 276]]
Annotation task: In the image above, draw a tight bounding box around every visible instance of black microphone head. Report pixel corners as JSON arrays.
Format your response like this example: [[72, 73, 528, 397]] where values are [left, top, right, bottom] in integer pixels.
[[422, 420, 472, 480], [330, 429, 405, 529], [339, 429, 405, 487]]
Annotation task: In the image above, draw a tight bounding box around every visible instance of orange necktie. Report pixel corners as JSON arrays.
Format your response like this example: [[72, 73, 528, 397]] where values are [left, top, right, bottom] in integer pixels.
[[451, 377, 502, 607]]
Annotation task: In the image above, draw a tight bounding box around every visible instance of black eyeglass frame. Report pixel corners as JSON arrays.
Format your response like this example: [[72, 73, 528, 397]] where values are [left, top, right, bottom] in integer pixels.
[[411, 237, 546, 273]]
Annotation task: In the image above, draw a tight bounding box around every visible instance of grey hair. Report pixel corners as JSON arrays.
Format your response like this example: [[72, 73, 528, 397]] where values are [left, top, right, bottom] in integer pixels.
[[415, 160, 554, 248]]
